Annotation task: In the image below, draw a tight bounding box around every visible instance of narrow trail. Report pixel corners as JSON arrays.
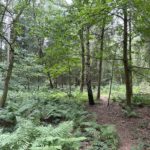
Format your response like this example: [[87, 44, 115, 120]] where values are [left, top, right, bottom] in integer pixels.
[[87, 97, 150, 150]]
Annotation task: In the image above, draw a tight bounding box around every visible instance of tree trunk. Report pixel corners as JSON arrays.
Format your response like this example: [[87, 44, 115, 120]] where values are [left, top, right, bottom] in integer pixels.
[[96, 0, 106, 100], [55, 79, 58, 88], [79, 28, 85, 92], [0, 2, 27, 108], [85, 26, 95, 105], [108, 51, 117, 106], [37, 38, 54, 90], [0, 50, 14, 107], [123, 7, 132, 106], [47, 72, 54, 89], [0, 13, 14, 107], [68, 66, 72, 96], [129, 11, 133, 96], [38, 38, 44, 58], [97, 26, 105, 100]]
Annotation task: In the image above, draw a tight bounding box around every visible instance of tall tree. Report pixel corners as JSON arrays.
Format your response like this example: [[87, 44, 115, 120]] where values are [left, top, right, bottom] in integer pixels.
[[123, 5, 132, 106], [79, 27, 85, 92], [0, 0, 29, 107], [128, 8, 133, 97], [97, 20, 106, 100], [85, 25, 95, 105]]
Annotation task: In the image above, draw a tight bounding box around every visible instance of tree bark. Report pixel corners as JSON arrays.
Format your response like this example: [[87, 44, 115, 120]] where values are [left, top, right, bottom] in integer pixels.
[[47, 72, 54, 89], [129, 11, 133, 96], [85, 26, 95, 105], [68, 65, 72, 96], [108, 51, 117, 106], [54, 79, 58, 88], [38, 38, 44, 58], [79, 27, 85, 92], [123, 7, 132, 106], [0, 50, 14, 107], [97, 25, 105, 100], [96, 0, 106, 101], [0, 1, 29, 108]]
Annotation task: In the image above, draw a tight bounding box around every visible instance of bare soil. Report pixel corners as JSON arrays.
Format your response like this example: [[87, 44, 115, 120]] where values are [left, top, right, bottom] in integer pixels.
[[87, 97, 150, 150]]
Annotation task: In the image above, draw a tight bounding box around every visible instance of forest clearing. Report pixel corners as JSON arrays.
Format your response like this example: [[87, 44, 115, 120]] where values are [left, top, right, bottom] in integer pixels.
[[0, 0, 150, 150]]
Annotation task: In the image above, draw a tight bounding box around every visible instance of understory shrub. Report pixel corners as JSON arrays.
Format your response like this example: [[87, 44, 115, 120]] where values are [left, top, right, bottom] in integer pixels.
[[133, 94, 150, 106]]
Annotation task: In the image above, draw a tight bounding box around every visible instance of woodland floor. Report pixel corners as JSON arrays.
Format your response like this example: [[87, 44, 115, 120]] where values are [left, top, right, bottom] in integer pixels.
[[87, 97, 150, 150]]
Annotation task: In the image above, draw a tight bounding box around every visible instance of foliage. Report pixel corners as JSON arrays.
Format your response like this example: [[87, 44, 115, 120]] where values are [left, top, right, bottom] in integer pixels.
[[0, 90, 119, 150], [1, 0, 150, 149], [0, 109, 16, 129], [133, 94, 150, 106], [0, 119, 85, 150], [80, 122, 119, 150], [122, 107, 138, 118]]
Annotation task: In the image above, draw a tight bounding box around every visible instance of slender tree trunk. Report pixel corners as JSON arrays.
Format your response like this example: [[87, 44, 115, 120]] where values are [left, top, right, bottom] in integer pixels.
[[0, 0, 8, 63], [55, 79, 58, 88], [85, 26, 95, 105], [38, 38, 44, 58], [0, 50, 14, 107], [79, 28, 85, 92], [129, 11, 133, 96], [123, 7, 132, 106], [0, 14, 14, 107], [108, 51, 117, 106], [68, 65, 72, 96], [97, 26, 105, 100], [7, 23, 11, 65], [47, 72, 54, 89], [37, 38, 54, 90], [0, 2, 28, 108], [97, 0, 106, 100], [37, 38, 45, 90]]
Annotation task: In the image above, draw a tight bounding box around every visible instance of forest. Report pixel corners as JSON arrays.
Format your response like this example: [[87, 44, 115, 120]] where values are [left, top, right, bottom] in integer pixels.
[[0, 0, 150, 150]]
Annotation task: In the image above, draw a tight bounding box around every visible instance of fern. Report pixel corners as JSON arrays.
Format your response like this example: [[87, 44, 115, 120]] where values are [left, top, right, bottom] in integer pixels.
[[0, 120, 85, 150], [2, 91, 119, 150], [122, 107, 138, 118]]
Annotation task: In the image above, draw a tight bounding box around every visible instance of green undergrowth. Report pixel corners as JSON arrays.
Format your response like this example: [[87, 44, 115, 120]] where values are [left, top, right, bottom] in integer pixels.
[[100, 84, 150, 106], [0, 90, 119, 150], [8, 89, 88, 104], [132, 94, 150, 106], [114, 93, 150, 109]]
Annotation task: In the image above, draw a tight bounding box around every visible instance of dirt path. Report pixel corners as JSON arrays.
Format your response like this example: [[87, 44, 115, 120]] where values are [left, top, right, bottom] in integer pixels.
[[87, 97, 150, 150]]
